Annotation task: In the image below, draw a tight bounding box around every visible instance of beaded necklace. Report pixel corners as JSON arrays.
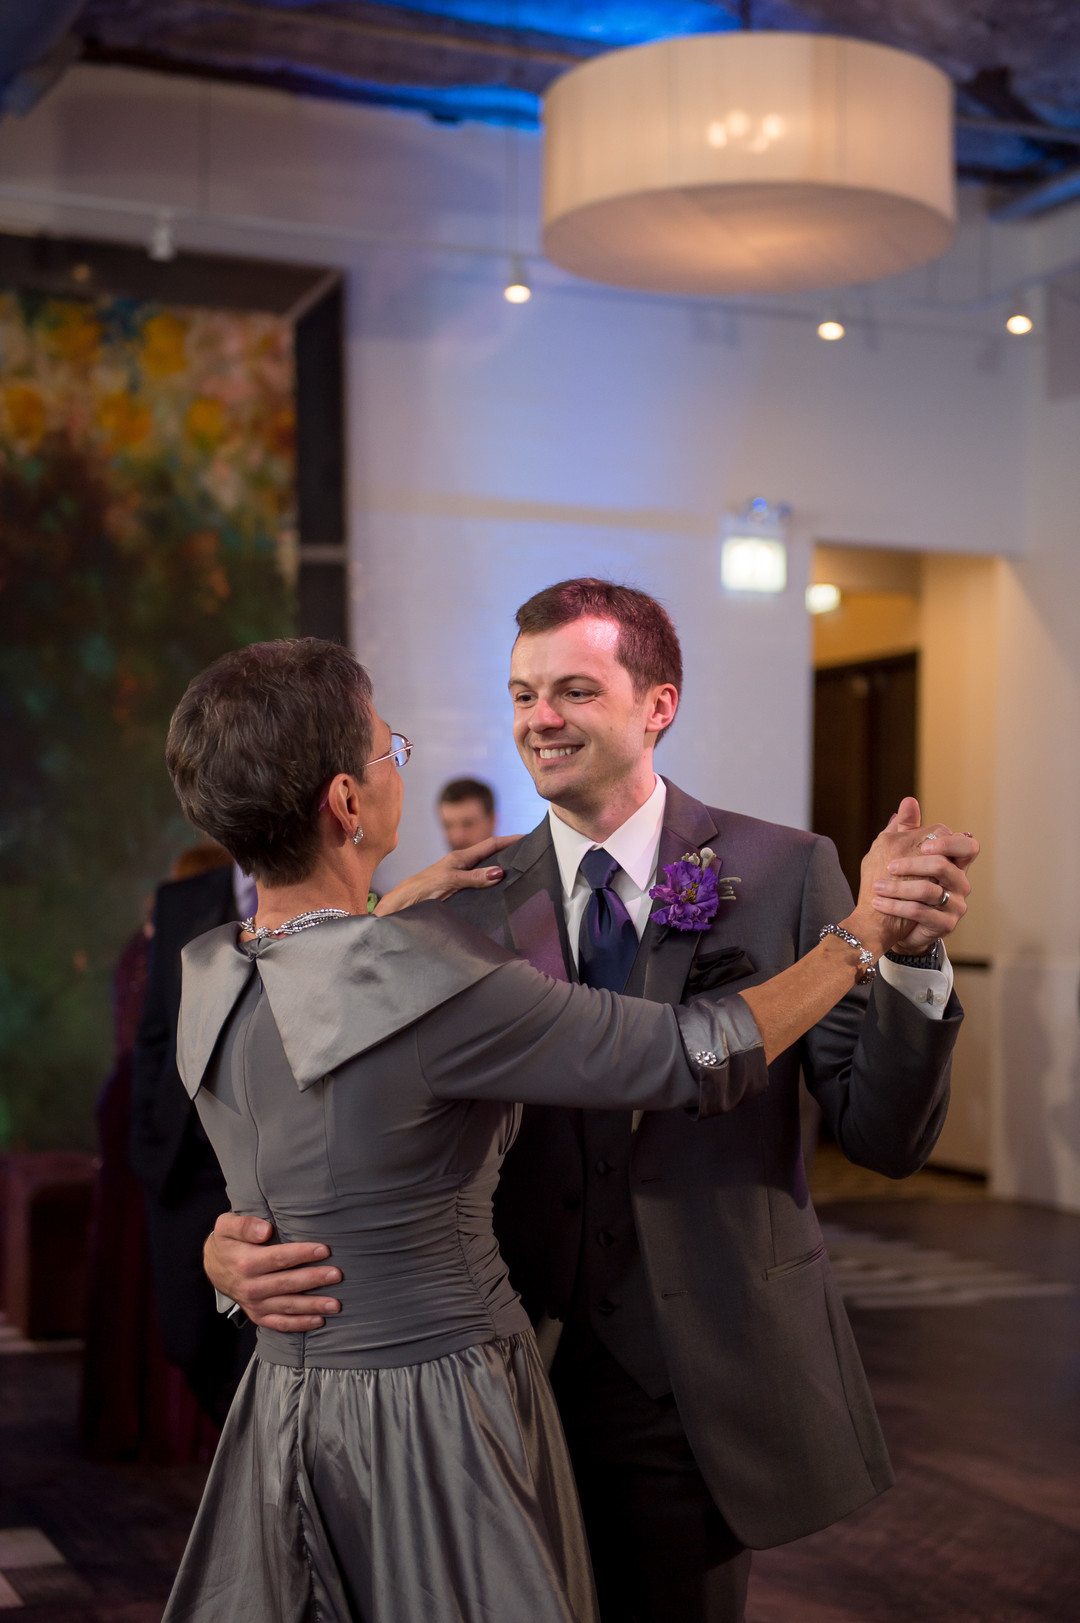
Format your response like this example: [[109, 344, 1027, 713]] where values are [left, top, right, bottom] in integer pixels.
[[240, 907, 352, 941]]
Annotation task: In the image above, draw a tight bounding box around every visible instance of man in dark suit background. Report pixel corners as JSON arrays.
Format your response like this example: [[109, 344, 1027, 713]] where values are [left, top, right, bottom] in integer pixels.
[[130, 853, 257, 1423], [204, 581, 976, 1622]]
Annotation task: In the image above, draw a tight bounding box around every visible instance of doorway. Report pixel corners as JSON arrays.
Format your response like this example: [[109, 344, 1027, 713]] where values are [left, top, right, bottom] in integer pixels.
[[812, 653, 918, 896], [807, 543, 996, 1177]]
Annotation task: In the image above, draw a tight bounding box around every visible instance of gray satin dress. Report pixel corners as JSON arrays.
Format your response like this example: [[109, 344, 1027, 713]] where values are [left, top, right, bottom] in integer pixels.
[[161, 905, 766, 1623]]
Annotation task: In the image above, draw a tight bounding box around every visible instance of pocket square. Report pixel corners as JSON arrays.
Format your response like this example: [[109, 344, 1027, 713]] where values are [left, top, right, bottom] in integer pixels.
[[687, 944, 757, 992]]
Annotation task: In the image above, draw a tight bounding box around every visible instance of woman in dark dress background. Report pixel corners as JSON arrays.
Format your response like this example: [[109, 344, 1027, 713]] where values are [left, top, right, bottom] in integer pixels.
[[80, 845, 231, 1464]]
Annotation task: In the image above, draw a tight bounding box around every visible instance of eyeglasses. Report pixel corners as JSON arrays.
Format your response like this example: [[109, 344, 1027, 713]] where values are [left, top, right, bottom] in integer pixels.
[[318, 732, 413, 812], [365, 731, 412, 770]]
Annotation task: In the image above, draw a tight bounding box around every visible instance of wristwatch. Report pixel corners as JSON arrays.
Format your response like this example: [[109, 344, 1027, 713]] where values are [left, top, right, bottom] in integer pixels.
[[885, 942, 941, 970]]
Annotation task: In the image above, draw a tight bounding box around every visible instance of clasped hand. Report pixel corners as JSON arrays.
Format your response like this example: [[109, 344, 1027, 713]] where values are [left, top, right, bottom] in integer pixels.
[[860, 795, 978, 957]]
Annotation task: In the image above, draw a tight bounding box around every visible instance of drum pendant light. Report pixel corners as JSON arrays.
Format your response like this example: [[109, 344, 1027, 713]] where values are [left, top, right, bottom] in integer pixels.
[[542, 32, 956, 295]]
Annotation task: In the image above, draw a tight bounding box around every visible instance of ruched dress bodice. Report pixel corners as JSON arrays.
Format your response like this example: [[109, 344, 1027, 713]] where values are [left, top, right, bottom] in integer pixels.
[[201, 970, 531, 1369]]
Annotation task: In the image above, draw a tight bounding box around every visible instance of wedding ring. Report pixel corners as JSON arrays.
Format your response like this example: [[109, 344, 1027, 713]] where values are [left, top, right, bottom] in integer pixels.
[[933, 885, 950, 910]]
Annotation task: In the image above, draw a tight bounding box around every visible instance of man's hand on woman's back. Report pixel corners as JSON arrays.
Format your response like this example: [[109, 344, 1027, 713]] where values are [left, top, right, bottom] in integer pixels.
[[204, 1212, 342, 1332]]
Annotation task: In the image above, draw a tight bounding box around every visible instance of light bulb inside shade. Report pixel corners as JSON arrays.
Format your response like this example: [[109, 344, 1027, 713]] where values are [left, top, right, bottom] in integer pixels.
[[1006, 311, 1032, 335], [806, 583, 841, 615], [817, 320, 845, 341]]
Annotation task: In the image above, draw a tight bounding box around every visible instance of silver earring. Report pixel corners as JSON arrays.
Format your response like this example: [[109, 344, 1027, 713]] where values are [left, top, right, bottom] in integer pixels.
[[352, 826, 364, 845]]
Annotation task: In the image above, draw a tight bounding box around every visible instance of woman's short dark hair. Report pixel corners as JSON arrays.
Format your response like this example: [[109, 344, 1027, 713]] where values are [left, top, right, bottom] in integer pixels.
[[514, 578, 682, 741], [166, 639, 373, 886]]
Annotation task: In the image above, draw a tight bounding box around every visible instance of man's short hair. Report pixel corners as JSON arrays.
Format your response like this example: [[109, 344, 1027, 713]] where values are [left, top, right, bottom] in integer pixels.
[[514, 578, 682, 740], [166, 638, 373, 887], [438, 777, 496, 817]]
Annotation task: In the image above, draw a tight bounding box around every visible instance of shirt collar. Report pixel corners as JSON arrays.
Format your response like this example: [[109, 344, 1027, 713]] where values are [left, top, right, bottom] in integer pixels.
[[548, 776, 667, 899]]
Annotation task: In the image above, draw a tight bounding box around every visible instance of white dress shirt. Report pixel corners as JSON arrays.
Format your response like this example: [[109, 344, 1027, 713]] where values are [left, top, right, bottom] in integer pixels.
[[546, 778, 952, 1017], [549, 777, 667, 972]]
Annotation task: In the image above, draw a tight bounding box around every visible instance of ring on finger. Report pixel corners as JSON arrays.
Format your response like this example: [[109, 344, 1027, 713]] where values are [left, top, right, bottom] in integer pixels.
[[933, 885, 950, 910]]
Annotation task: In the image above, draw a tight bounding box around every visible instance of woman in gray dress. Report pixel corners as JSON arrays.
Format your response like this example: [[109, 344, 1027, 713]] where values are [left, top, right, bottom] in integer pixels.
[[159, 638, 901, 1623]]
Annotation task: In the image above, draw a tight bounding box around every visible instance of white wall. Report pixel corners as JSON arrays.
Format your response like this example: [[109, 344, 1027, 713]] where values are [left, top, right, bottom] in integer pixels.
[[5, 65, 1079, 1207], [989, 374, 1080, 1210]]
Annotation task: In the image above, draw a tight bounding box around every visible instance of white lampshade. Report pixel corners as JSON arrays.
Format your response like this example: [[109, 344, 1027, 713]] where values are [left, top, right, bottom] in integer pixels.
[[543, 32, 956, 294]]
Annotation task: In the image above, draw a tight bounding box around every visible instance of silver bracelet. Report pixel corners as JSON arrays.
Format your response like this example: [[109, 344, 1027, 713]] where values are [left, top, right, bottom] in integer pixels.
[[819, 924, 877, 984]]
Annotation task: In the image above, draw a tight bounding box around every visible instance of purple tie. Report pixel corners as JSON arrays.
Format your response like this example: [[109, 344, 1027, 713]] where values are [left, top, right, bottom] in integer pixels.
[[578, 848, 639, 993]]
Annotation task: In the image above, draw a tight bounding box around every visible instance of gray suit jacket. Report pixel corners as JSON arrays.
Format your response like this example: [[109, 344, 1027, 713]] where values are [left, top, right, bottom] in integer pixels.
[[447, 778, 962, 1548]]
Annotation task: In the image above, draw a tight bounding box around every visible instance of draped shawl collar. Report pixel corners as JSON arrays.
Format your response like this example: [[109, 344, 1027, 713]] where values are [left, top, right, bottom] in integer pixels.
[[177, 902, 511, 1098]]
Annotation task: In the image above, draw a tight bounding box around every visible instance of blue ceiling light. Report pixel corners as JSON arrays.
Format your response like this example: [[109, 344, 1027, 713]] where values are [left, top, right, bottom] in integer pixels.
[[371, 3, 735, 49], [312, 2, 740, 128], [318, 76, 542, 127]]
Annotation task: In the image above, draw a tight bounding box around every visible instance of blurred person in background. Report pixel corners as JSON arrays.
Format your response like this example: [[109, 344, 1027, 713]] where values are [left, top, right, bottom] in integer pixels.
[[129, 841, 260, 1424], [81, 842, 233, 1461], [438, 776, 496, 851]]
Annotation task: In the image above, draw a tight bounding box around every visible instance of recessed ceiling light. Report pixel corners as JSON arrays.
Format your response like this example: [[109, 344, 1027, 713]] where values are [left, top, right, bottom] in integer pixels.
[[504, 256, 531, 303], [806, 583, 842, 614]]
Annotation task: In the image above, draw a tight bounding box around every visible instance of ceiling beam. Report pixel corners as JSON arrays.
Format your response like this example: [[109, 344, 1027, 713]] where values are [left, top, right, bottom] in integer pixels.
[[957, 115, 1080, 149], [991, 164, 1080, 220], [76, 0, 593, 97]]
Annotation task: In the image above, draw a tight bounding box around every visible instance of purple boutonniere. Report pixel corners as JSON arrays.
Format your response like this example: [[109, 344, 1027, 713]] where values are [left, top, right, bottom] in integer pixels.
[[649, 847, 741, 931]]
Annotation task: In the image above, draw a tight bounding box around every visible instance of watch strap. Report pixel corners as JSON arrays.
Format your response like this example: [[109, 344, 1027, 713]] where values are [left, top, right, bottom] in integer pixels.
[[885, 942, 941, 971]]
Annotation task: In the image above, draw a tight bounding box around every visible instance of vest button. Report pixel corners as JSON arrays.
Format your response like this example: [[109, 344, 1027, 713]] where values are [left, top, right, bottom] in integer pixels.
[[596, 1299, 616, 1316], [561, 1193, 581, 1211], [594, 1159, 612, 1176], [597, 1230, 615, 1247]]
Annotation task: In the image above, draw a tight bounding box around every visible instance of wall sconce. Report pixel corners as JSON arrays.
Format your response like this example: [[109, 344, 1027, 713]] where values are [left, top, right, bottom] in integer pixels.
[[148, 210, 176, 262], [720, 499, 790, 593]]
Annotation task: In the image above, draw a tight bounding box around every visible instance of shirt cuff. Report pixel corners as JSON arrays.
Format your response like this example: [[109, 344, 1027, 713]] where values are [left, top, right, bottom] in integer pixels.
[[877, 946, 954, 1019]]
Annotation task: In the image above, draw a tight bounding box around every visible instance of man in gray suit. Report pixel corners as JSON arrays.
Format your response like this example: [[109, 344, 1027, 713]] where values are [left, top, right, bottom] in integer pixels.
[[206, 580, 975, 1622]]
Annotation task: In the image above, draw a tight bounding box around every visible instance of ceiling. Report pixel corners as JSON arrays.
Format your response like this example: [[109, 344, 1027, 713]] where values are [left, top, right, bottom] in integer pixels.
[[5, 1, 1080, 217]]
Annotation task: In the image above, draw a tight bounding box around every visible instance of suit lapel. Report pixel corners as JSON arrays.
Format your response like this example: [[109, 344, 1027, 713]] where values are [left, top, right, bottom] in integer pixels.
[[499, 783, 725, 1003], [502, 819, 573, 984], [635, 781, 722, 1007]]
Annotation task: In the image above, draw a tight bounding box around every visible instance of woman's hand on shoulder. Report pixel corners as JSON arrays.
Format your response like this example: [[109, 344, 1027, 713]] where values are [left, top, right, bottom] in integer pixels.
[[374, 835, 519, 916]]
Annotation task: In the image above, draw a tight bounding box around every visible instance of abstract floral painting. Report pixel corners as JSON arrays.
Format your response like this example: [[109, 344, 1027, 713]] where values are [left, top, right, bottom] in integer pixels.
[[0, 291, 296, 1148]]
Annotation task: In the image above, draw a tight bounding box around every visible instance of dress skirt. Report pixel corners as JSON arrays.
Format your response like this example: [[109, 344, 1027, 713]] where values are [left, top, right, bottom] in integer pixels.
[[162, 1331, 599, 1623]]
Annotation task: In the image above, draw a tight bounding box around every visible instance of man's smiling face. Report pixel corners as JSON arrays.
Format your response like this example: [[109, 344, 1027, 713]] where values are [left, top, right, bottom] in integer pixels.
[[509, 616, 674, 817]]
